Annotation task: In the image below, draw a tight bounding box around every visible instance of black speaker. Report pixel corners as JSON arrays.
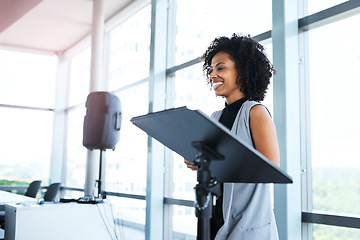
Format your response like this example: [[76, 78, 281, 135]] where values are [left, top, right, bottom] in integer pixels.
[[83, 91, 122, 150]]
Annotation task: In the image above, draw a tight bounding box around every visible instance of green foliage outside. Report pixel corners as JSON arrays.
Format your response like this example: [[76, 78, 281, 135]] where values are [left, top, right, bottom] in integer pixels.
[[0, 179, 30, 195], [312, 167, 360, 240], [0, 179, 29, 185], [313, 224, 360, 240]]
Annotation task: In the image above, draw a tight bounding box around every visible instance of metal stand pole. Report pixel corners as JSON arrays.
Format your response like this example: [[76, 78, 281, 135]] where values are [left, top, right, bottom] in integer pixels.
[[195, 157, 212, 240], [192, 142, 224, 240], [97, 150, 103, 199]]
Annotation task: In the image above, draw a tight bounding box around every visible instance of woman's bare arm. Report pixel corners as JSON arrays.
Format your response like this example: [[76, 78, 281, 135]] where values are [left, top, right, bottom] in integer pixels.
[[249, 105, 280, 167]]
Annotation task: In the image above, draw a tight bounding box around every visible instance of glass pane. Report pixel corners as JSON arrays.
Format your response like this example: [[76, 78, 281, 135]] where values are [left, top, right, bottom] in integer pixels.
[[168, 62, 223, 202], [168, 41, 274, 200], [0, 107, 52, 183], [313, 224, 360, 240], [66, 105, 87, 188], [63, 189, 84, 200], [108, 196, 146, 240], [172, 205, 197, 240], [172, 62, 224, 115], [173, 0, 272, 65], [0, 50, 56, 108], [106, 82, 149, 195], [307, 0, 348, 16], [308, 14, 360, 216], [69, 47, 91, 107], [108, 5, 151, 91]]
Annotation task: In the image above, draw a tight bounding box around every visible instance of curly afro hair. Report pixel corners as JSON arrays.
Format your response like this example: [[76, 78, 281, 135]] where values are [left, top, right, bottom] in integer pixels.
[[202, 33, 275, 101]]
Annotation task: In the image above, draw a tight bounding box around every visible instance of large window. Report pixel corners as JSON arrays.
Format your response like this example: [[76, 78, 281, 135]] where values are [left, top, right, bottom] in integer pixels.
[[106, 83, 149, 195], [0, 50, 56, 185], [66, 107, 87, 189], [307, 0, 348, 16], [105, 4, 151, 239], [166, 0, 274, 238], [0, 108, 53, 183], [0, 50, 56, 108], [68, 47, 91, 107], [308, 13, 360, 239], [107, 6, 151, 91], [65, 47, 91, 189], [173, 0, 272, 65]]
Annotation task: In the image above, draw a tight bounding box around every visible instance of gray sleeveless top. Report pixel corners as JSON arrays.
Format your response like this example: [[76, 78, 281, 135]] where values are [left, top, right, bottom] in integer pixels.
[[211, 100, 279, 240]]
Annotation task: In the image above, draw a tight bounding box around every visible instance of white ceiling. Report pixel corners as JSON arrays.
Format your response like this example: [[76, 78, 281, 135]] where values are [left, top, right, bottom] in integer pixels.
[[0, 0, 134, 55]]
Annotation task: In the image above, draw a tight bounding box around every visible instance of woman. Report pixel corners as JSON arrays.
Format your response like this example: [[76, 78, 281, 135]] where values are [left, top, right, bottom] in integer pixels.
[[185, 33, 280, 239]]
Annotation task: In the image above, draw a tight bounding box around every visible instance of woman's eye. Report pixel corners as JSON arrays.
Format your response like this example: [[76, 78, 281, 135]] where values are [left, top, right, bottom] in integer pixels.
[[218, 67, 224, 71]]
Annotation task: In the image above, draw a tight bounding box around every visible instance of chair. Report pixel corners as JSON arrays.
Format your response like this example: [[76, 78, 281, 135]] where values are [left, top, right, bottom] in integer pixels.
[[24, 180, 42, 198], [43, 183, 61, 202], [0, 212, 4, 230]]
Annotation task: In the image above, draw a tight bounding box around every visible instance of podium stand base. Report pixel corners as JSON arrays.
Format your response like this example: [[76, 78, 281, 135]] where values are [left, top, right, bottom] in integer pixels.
[[77, 196, 104, 204]]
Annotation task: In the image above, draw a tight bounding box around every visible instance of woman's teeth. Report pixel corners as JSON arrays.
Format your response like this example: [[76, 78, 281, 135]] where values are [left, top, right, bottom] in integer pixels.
[[213, 82, 223, 89]]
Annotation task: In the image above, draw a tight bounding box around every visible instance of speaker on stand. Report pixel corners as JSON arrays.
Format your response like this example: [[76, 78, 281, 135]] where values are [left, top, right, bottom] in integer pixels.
[[81, 91, 122, 203]]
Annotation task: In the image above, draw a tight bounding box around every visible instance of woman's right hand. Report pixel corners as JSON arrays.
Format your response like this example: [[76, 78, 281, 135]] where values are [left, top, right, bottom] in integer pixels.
[[184, 159, 197, 171]]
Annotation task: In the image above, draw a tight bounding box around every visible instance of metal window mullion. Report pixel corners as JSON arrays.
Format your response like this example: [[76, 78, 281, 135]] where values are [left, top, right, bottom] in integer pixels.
[[164, 197, 194, 207], [298, 1, 314, 240], [299, 0, 360, 30], [299, 21, 314, 240], [162, 0, 177, 239], [302, 211, 360, 229]]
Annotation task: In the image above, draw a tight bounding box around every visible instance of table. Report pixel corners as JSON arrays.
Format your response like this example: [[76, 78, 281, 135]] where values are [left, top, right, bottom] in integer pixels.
[[4, 201, 117, 240], [0, 190, 37, 239], [0, 190, 36, 210]]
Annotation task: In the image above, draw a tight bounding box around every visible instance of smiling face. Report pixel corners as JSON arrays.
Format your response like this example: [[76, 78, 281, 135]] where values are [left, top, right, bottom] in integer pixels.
[[209, 51, 244, 104]]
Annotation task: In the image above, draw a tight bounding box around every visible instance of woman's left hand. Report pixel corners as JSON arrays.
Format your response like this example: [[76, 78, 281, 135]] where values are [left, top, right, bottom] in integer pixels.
[[184, 159, 197, 171]]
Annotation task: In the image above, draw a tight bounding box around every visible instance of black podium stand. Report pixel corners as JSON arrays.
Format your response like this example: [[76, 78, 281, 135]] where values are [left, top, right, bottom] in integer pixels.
[[131, 106, 292, 240]]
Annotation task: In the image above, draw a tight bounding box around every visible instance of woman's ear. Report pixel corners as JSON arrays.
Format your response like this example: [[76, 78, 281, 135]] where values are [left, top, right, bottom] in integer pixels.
[[236, 74, 242, 87]]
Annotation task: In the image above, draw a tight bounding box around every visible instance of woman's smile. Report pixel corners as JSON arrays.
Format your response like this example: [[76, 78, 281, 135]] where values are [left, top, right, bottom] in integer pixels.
[[210, 51, 244, 104], [212, 81, 224, 90]]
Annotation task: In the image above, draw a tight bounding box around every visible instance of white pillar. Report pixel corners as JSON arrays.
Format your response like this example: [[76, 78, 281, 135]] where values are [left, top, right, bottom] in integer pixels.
[[50, 53, 69, 191], [145, 0, 168, 239], [272, 0, 302, 239], [84, 0, 106, 198]]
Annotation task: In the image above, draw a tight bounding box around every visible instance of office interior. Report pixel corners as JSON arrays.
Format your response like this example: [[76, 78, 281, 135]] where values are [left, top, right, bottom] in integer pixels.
[[0, 0, 360, 239]]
